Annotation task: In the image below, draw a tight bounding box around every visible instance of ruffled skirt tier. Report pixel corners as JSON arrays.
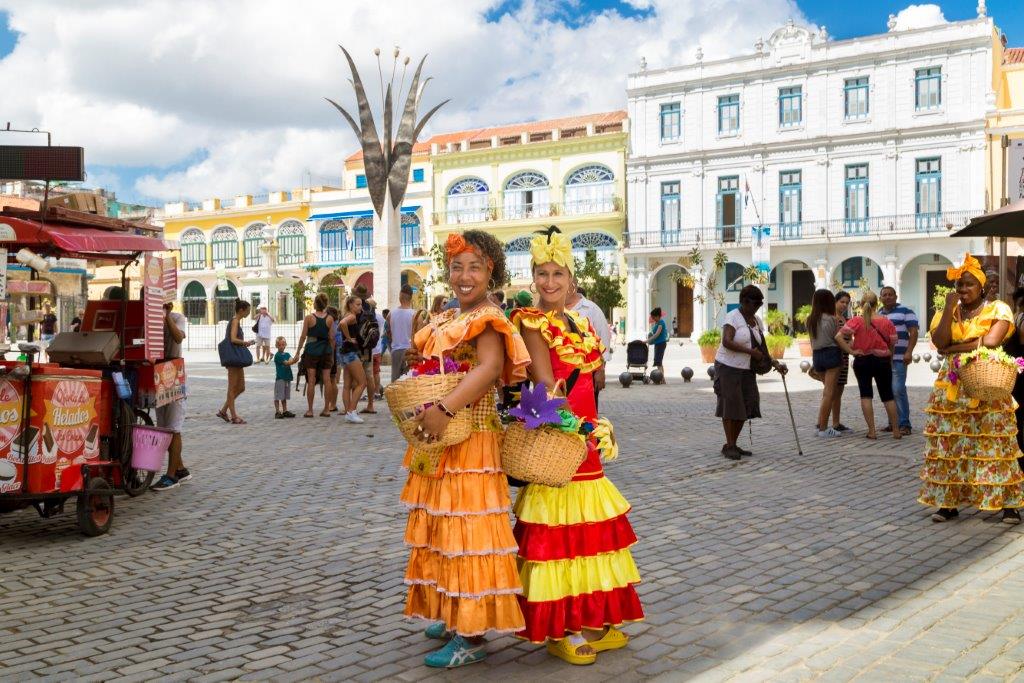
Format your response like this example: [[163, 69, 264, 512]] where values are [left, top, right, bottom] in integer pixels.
[[918, 387, 1024, 511]]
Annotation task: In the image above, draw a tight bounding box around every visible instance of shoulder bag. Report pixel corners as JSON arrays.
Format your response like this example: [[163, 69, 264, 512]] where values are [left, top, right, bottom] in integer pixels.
[[218, 320, 253, 368], [747, 319, 773, 375]]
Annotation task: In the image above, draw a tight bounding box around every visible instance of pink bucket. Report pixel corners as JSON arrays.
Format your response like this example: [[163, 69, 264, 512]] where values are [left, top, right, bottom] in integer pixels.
[[131, 425, 176, 472]]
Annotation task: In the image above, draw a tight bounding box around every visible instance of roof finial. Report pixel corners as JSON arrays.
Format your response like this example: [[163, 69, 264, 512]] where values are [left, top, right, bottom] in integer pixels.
[[977, 0, 987, 17], [887, 14, 897, 31], [639, 55, 647, 70], [694, 45, 704, 62]]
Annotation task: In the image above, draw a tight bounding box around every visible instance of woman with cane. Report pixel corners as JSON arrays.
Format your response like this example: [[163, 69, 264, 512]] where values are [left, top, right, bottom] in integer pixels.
[[714, 285, 788, 460]]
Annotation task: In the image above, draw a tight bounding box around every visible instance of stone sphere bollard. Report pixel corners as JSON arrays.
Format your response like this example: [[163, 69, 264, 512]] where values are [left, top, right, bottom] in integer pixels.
[[619, 372, 633, 388], [929, 360, 942, 372], [799, 360, 811, 373], [912, 353, 921, 363], [681, 367, 694, 382], [923, 352, 932, 362], [707, 365, 717, 380], [650, 368, 665, 385]]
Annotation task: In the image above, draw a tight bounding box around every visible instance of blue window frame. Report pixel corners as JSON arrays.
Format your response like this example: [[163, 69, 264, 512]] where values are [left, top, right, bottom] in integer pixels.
[[725, 262, 744, 292], [844, 164, 869, 235], [915, 157, 941, 230], [841, 259, 863, 288], [717, 94, 739, 135], [412, 168, 425, 183], [660, 102, 681, 142], [660, 182, 680, 233], [915, 67, 941, 110], [400, 215, 420, 258], [778, 86, 802, 127], [355, 174, 367, 189], [319, 220, 349, 262], [716, 176, 740, 242], [778, 170, 802, 239], [352, 219, 373, 261], [844, 77, 869, 119]]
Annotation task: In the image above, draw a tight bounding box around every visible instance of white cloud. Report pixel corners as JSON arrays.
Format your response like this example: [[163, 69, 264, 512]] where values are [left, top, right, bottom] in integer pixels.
[[0, 0, 806, 203], [892, 4, 948, 31]]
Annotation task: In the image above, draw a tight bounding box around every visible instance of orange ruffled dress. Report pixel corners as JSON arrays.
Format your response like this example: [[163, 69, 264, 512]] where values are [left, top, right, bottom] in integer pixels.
[[400, 306, 531, 637], [510, 308, 644, 643]]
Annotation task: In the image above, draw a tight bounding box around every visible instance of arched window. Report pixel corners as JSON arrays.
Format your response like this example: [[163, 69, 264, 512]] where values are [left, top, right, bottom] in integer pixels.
[[180, 229, 206, 271], [725, 262, 745, 292], [320, 273, 344, 309], [320, 220, 349, 263], [278, 220, 306, 265], [211, 226, 239, 268], [243, 223, 267, 267], [214, 280, 239, 322], [182, 280, 207, 323], [352, 217, 374, 262], [446, 177, 489, 224], [564, 164, 615, 215], [504, 236, 533, 281], [503, 171, 550, 220], [571, 232, 619, 276], [401, 214, 421, 259]]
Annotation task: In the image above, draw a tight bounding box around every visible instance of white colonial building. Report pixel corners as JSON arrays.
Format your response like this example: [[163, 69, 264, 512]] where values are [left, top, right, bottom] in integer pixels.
[[624, 15, 998, 340]]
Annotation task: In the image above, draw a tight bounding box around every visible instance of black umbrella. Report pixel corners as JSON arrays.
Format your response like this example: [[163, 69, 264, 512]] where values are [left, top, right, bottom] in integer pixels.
[[950, 199, 1024, 299]]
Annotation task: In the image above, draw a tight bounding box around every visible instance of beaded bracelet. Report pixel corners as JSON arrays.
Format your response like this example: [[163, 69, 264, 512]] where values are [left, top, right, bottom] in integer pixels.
[[436, 401, 456, 418]]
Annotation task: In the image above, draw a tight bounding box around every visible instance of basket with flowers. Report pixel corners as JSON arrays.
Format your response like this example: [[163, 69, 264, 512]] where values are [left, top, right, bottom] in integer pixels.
[[500, 381, 606, 487], [384, 355, 473, 461], [948, 346, 1024, 402]]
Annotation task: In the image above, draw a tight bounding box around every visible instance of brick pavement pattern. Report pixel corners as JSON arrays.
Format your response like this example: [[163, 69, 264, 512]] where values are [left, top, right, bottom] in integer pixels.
[[1, 362, 1023, 682]]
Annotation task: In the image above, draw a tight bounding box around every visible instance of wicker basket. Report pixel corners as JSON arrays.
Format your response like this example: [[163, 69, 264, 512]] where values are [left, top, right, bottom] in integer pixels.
[[959, 357, 1017, 402], [500, 422, 587, 488], [384, 371, 472, 455]]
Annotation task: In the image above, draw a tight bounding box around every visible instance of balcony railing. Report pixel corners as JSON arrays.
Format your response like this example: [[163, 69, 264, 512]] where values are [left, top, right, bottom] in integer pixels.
[[624, 210, 982, 249], [432, 196, 622, 226], [317, 243, 423, 265]]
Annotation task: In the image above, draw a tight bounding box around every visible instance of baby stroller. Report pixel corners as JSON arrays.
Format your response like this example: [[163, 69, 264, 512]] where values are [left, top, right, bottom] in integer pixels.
[[626, 340, 651, 384]]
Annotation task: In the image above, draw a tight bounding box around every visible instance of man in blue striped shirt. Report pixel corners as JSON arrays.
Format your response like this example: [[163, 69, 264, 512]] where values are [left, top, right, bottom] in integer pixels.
[[879, 286, 919, 435]]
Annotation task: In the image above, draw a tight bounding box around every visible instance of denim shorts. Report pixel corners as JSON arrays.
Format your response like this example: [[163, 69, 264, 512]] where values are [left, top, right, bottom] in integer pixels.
[[812, 346, 843, 373], [339, 351, 360, 366]]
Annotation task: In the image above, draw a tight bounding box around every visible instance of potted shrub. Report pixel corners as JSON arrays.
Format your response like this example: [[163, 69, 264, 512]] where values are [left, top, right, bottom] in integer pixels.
[[767, 333, 793, 359], [698, 328, 721, 363], [794, 304, 812, 357], [929, 285, 955, 350], [764, 309, 792, 360]]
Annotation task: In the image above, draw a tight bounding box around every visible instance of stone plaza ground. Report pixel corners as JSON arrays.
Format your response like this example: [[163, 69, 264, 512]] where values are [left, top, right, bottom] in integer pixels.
[[2, 349, 1024, 682]]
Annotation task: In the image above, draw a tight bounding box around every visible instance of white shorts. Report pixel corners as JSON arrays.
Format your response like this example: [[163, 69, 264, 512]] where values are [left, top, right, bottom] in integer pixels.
[[155, 398, 186, 432], [257, 336, 271, 347]]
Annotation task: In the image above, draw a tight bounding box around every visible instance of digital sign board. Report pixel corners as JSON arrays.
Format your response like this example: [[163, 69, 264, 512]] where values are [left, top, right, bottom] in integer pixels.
[[0, 146, 85, 181]]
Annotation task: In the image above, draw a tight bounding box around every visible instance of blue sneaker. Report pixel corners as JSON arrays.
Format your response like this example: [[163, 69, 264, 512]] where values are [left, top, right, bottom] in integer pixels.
[[150, 475, 179, 491], [424, 635, 486, 668], [424, 622, 451, 640]]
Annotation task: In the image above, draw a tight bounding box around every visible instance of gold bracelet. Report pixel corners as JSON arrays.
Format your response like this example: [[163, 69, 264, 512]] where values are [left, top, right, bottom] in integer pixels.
[[436, 401, 456, 418]]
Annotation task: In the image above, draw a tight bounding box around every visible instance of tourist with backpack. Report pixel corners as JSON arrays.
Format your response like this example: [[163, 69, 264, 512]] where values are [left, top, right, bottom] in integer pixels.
[[337, 295, 369, 424], [351, 284, 381, 414]]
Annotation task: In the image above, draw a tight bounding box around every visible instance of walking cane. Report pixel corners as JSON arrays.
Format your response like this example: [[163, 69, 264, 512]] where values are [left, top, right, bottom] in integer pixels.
[[779, 364, 803, 456]]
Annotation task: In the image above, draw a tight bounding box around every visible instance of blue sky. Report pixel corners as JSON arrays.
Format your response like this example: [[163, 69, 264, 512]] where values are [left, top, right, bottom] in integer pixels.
[[0, 2, 1021, 206]]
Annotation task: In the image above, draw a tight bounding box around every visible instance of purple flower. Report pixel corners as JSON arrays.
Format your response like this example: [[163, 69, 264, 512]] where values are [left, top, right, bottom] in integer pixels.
[[509, 382, 566, 430], [947, 371, 958, 384]]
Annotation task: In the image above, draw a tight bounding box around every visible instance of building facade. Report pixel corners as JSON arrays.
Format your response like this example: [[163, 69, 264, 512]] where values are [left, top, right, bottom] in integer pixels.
[[989, 45, 1024, 208], [625, 16, 997, 341], [428, 112, 628, 295]]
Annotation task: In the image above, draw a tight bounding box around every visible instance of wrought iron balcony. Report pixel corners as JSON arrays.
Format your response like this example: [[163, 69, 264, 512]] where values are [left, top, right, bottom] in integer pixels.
[[432, 196, 623, 226], [624, 210, 982, 250]]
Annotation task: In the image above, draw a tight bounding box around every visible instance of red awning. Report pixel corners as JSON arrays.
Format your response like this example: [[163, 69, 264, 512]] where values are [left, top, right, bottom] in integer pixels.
[[0, 217, 173, 261]]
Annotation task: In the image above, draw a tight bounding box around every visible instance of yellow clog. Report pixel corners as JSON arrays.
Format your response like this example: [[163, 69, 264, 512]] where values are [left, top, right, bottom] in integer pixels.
[[545, 637, 597, 666], [590, 627, 629, 653]]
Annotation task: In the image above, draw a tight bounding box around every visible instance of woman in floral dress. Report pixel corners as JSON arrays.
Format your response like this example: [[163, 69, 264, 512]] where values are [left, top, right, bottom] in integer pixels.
[[510, 227, 643, 666], [919, 253, 1024, 524], [399, 230, 531, 668]]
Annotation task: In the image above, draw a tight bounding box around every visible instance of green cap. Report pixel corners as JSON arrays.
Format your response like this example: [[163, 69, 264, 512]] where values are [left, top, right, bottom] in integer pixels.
[[515, 290, 533, 307]]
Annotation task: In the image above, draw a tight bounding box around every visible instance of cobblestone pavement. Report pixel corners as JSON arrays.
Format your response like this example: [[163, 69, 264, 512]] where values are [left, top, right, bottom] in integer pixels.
[[2, 361, 1024, 682]]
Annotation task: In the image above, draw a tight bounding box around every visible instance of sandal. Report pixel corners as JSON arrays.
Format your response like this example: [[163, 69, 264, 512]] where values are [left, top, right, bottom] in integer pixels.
[[320, 412, 331, 417], [589, 627, 629, 653], [231, 417, 247, 424], [216, 410, 230, 423], [865, 433, 877, 440], [304, 412, 314, 418], [546, 636, 596, 666]]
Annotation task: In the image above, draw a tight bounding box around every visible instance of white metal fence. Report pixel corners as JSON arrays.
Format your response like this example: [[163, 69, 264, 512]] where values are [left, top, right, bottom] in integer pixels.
[[182, 321, 308, 351]]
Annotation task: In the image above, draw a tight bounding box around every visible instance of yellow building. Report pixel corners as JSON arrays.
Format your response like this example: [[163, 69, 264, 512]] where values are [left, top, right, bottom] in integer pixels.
[[988, 45, 1024, 208], [428, 111, 628, 292], [161, 191, 312, 324]]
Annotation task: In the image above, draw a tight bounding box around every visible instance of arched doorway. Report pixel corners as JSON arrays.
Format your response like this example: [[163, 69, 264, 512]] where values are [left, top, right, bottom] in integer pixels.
[[832, 257, 883, 293], [355, 271, 374, 295], [401, 270, 425, 309], [900, 253, 954, 324], [652, 265, 693, 338], [214, 280, 239, 322], [320, 273, 344, 309], [182, 281, 207, 324], [768, 259, 814, 323]]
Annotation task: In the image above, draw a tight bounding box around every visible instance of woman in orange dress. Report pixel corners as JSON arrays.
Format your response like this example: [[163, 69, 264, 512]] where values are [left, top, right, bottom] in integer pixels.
[[399, 230, 530, 668], [510, 227, 643, 665]]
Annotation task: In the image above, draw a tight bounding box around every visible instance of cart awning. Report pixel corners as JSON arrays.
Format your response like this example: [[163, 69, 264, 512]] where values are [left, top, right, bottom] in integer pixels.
[[0, 217, 173, 261]]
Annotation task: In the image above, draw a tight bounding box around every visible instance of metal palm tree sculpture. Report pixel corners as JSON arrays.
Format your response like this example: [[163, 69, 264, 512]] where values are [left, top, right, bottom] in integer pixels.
[[326, 46, 448, 218]]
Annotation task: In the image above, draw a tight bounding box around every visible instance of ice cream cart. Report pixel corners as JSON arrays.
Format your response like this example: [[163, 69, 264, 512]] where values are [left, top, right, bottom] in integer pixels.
[[0, 207, 178, 536]]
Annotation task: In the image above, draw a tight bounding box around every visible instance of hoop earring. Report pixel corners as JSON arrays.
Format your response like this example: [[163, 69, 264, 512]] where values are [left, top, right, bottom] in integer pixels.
[[530, 283, 538, 294], [568, 283, 577, 297], [488, 278, 497, 291]]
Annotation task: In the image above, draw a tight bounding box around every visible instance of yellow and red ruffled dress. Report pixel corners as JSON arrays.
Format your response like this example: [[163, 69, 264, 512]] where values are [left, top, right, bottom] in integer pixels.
[[918, 300, 1024, 511], [400, 306, 531, 637], [510, 308, 644, 643]]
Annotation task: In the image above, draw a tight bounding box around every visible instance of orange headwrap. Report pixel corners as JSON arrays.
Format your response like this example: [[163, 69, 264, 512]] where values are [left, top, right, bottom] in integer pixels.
[[445, 233, 493, 270], [946, 252, 986, 287]]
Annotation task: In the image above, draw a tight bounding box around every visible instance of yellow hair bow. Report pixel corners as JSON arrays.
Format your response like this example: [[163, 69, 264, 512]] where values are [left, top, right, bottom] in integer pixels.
[[946, 252, 986, 287], [592, 418, 618, 462], [530, 232, 574, 274]]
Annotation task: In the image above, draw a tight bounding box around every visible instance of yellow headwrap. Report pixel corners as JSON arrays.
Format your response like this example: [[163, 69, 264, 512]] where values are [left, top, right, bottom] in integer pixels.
[[529, 231, 574, 274], [946, 252, 986, 287]]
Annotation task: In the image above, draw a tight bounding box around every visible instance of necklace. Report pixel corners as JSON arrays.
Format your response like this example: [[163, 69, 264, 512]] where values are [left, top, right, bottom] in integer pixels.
[[959, 300, 984, 320]]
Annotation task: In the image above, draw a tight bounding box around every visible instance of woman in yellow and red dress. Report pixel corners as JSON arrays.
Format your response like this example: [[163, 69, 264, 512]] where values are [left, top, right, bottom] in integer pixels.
[[400, 230, 531, 668], [510, 226, 643, 666]]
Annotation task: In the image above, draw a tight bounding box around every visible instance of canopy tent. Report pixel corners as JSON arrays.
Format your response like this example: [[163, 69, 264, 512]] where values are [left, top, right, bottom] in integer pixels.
[[0, 216, 172, 262], [951, 200, 1024, 299]]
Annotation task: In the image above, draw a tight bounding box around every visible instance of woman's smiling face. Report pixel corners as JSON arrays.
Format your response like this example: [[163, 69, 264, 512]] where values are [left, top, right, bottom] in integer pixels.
[[532, 261, 572, 309], [448, 250, 490, 307]]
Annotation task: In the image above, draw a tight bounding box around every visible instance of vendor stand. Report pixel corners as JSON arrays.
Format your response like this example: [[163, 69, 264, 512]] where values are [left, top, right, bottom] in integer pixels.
[[0, 207, 179, 536]]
